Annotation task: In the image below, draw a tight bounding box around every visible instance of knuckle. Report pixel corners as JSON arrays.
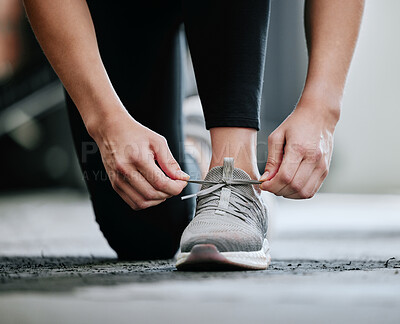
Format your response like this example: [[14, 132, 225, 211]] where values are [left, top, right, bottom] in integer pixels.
[[290, 181, 303, 193], [266, 159, 278, 168], [292, 144, 307, 156], [267, 134, 275, 144], [306, 149, 323, 162], [129, 153, 140, 164], [299, 189, 313, 199], [316, 160, 329, 178], [134, 156, 146, 168], [311, 150, 323, 161], [143, 190, 158, 200], [114, 160, 126, 174], [318, 159, 328, 171], [157, 135, 168, 146], [153, 177, 167, 191], [168, 158, 179, 168], [314, 150, 323, 160], [297, 191, 307, 199], [110, 181, 119, 191], [268, 132, 280, 144], [136, 200, 149, 210], [280, 172, 292, 185]]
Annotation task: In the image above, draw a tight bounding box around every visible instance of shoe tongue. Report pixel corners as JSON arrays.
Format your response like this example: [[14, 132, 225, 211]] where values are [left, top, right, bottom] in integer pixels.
[[222, 157, 235, 181], [202, 158, 256, 198]]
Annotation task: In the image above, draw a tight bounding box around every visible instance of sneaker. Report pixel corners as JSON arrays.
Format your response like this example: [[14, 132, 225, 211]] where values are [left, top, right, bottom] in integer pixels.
[[176, 157, 270, 270]]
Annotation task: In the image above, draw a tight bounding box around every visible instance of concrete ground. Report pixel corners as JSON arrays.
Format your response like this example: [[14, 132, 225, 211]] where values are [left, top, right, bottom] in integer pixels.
[[0, 190, 399, 324]]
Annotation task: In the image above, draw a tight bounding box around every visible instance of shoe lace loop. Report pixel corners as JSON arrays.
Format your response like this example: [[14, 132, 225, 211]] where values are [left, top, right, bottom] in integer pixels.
[[181, 178, 266, 232], [181, 179, 262, 200]]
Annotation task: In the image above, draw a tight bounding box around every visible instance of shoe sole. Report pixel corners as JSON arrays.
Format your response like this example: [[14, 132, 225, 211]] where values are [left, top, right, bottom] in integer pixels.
[[175, 239, 271, 271]]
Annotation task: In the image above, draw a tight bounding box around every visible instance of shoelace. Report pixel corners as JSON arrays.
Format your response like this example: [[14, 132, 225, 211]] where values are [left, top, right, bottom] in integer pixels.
[[181, 179, 262, 200], [182, 178, 265, 230]]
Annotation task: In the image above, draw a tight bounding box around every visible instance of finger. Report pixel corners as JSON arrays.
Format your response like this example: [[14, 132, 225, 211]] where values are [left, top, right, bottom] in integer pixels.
[[306, 166, 329, 197], [112, 182, 138, 210], [137, 158, 187, 196], [260, 131, 285, 182], [286, 151, 327, 199], [286, 168, 327, 199], [115, 175, 167, 210], [260, 143, 303, 194], [121, 169, 172, 201], [310, 171, 328, 196], [152, 138, 190, 181], [277, 159, 316, 197]]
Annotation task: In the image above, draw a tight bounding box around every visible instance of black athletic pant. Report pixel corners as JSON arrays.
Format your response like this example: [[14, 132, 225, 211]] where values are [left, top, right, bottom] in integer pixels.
[[66, 0, 270, 260]]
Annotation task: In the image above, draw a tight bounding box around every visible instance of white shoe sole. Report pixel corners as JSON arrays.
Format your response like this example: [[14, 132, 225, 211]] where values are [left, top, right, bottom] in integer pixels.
[[176, 238, 271, 271]]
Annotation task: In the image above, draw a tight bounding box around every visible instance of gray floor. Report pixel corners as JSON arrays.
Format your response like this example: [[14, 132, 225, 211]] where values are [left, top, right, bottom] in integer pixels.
[[0, 190, 400, 324]]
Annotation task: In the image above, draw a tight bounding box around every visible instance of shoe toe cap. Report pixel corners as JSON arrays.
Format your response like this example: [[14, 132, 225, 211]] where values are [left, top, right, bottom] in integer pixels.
[[180, 216, 263, 253]]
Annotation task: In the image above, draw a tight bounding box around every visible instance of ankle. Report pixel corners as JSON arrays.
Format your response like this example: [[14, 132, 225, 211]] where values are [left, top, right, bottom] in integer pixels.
[[209, 158, 260, 180], [209, 127, 260, 180]]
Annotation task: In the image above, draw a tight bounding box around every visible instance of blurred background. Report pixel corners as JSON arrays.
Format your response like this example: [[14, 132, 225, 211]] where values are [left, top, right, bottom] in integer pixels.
[[1, 0, 399, 195], [1, 2, 399, 321]]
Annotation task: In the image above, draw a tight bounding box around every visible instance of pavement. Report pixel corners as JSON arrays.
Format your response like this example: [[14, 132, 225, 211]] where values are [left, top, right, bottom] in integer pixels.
[[0, 190, 399, 324]]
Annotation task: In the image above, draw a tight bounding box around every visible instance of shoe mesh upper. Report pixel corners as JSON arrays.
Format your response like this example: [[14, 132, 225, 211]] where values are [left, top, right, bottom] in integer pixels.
[[180, 158, 268, 253]]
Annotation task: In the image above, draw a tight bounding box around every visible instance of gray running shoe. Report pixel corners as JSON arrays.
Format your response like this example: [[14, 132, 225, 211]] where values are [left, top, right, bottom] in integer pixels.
[[176, 158, 270, 270]]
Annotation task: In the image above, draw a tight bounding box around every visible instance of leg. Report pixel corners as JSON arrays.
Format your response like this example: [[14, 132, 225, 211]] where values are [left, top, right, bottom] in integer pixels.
[[66, 1, 194, 260], [209, 127, 260, 180], [183, 0, 270, 176], [176, 0, 271, 271]]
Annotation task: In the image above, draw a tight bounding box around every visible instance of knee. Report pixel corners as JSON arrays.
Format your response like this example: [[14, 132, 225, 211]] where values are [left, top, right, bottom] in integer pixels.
[[112, 238, 179, 261]]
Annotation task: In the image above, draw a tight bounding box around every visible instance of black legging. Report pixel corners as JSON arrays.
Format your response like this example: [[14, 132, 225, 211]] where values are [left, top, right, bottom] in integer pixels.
[[65, 0, 271, 260]]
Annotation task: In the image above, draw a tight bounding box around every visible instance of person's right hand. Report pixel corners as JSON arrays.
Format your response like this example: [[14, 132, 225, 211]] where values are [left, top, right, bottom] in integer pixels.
[[88, 111, 189, 210]]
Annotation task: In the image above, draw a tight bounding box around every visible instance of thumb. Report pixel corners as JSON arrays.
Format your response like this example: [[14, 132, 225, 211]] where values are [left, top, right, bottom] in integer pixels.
[[260, 131, 285, 182], [153, 139, 190, 181]]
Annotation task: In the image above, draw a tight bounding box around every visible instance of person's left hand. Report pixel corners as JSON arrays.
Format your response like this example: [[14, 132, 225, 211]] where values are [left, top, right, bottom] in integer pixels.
[[259, 100, 340, 199]]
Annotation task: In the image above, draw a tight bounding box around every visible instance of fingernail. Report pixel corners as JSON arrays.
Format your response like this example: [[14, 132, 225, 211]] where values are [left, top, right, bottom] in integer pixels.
[[176, 170, 190, 180], [260, 172, 270, 182], [177, 180, 188, 187]]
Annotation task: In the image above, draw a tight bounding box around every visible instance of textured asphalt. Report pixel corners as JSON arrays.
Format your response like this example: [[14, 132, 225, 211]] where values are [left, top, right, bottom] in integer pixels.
[[0, 190, 399, 323]]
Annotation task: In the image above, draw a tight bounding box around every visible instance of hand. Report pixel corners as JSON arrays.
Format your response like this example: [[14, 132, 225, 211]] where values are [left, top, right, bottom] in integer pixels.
[[259, 101, 339, 199], [89, 111, 189, 210]]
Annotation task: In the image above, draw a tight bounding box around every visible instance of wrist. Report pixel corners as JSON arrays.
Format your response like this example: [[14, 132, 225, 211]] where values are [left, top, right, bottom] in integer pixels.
[[64, 72, 128, 140], [298, 82, 342, 124], [84, 102, 130, 141]]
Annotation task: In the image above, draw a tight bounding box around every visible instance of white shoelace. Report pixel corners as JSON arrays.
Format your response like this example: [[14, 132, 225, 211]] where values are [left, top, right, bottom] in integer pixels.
[[181, 179, 262, 200]]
